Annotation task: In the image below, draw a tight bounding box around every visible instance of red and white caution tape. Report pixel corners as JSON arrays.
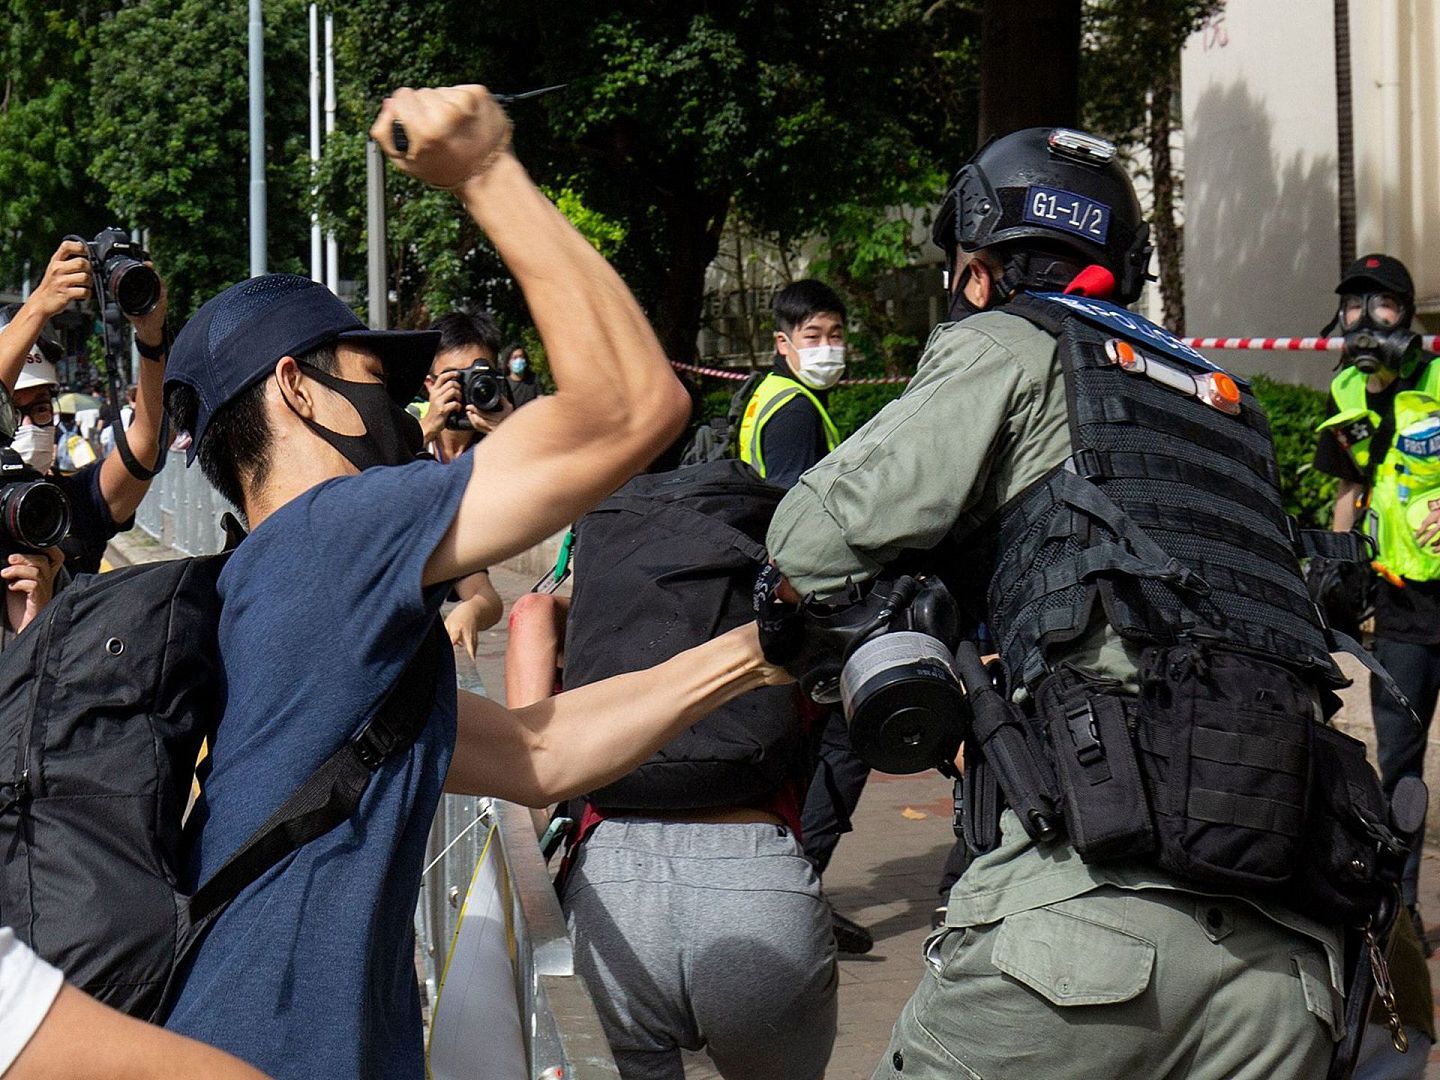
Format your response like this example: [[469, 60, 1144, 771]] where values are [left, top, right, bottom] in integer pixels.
[[1182, 335, 1440, 351], [674, 334, 1440, 385], [669, 361, 907, 385]]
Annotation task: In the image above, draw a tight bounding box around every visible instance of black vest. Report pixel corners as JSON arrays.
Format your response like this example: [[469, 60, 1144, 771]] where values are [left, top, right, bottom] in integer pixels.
[[984, 294, 1340, 692]]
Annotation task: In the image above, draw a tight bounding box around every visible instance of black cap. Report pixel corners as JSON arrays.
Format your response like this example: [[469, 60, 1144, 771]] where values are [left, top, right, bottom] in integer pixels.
[[1337, 253, 1414, 299], [166, 275, 439, 464]]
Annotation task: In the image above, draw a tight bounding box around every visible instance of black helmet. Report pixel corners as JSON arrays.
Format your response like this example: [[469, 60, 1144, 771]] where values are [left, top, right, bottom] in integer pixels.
[[932, 127, 1152, 303]]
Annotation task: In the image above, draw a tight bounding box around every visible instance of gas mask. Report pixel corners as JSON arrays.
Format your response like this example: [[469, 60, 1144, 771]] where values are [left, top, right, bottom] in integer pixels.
[[790, 576, 970, 774], [1338, 292, 1418, 375]]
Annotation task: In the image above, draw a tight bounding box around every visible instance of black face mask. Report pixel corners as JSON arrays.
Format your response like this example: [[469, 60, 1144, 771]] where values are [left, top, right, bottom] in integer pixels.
[[283, 364, 423, 471], [947, 263, 988, 322]]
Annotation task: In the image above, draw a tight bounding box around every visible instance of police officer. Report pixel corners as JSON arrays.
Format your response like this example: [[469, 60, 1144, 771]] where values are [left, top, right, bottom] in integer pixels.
[[1315, 255, 1440, 948], [763, 128, 1349, 1078]]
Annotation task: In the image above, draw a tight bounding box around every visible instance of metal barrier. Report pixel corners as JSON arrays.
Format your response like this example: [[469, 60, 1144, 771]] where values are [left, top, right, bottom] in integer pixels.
[[132, 455, 230, 555], [416, 796, 619, 1079]]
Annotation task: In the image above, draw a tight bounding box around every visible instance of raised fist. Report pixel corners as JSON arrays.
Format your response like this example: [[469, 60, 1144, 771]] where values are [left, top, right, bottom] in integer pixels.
[[371, 84, 513, 191]]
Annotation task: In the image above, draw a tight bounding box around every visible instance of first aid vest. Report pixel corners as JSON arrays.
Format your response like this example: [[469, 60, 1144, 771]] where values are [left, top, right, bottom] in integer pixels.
[[1319, 357, 1440, 582], [737, 373, 840, 480]]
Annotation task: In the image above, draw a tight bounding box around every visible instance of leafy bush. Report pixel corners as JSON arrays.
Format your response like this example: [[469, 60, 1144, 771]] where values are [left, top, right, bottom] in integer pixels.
[[827, 383, 909, 439], [1250, 375, 1336, 528]]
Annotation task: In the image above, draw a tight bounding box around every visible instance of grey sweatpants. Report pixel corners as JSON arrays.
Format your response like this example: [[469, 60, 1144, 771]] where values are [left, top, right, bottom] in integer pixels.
[[562, 818, 838, 1080]]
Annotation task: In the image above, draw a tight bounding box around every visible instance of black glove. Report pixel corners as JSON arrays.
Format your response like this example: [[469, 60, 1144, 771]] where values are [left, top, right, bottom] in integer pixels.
[[753, 562, 804, 666]]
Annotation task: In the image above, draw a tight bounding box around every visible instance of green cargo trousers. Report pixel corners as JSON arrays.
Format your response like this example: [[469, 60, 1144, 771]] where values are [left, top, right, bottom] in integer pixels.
[[873, 886, 1338, 1080]]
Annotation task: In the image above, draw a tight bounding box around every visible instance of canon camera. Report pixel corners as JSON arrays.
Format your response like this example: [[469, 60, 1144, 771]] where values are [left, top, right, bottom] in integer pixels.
[[84, 228, 161, 318], [445, 361, 512, 431], [0, 447, 70, 557]]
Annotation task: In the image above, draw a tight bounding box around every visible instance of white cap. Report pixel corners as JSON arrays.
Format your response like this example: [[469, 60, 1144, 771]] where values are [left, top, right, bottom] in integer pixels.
[[15, 349, 58, 391]]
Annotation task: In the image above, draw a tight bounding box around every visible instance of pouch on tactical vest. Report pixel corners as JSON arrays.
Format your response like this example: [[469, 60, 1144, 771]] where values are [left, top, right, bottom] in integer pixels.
[[1136, 641, 1315, 891], [1035, 664, 1152, 863]]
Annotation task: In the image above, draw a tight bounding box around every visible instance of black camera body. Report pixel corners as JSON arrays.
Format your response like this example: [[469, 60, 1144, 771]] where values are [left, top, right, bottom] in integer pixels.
[[0, 447, 70, 556], [445, 361, 512, 431], [87, 227, 161, 318]]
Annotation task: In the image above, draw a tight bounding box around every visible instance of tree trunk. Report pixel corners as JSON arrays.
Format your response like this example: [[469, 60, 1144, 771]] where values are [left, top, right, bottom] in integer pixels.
[[1334, 0, 1356, 270], [651, 191, 730, 365], [1147, 60, 1185, 333], [978, 0, 1081, 141]]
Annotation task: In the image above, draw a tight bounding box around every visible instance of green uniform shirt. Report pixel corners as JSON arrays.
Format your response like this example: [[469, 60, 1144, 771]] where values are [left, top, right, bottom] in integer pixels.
[[766, 309, 1343, 995]]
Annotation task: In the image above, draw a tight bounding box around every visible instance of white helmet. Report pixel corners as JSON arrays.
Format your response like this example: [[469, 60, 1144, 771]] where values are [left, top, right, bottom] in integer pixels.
[[15, 348, 58, 391]]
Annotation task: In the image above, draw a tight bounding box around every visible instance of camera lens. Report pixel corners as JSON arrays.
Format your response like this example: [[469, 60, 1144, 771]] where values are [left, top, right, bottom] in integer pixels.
[[0, 480, 70, 552], [466, 371, 504, 413], [107, 258, 161, 317]]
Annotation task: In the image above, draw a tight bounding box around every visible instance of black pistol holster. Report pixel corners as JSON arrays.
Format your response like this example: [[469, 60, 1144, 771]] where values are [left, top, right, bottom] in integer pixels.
[[1035, 664, 1153, 864]]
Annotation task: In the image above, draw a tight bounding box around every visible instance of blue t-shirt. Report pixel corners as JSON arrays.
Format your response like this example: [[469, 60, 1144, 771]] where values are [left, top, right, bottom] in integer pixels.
[[166, 458, 472, 1079]]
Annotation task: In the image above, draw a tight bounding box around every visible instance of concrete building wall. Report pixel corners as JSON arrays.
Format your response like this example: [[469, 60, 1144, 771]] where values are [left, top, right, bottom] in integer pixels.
[[1351, 0, 1440, 314], [1181, 0, 1440, 388], [1181, 1, 1341, 388]]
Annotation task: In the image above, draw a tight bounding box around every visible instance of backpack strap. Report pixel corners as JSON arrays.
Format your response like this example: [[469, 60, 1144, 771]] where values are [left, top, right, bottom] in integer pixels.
[[186, 623, 446, 925]]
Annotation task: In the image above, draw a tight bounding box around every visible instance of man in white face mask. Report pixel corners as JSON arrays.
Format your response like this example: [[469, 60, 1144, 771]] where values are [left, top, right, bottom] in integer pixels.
[[737, 279, 847, 490], [12, 348, 62, 474]]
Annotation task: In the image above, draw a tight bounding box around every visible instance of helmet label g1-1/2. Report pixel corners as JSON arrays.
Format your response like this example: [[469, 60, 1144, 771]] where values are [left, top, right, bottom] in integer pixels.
[[1023, 184, 1111, 244]]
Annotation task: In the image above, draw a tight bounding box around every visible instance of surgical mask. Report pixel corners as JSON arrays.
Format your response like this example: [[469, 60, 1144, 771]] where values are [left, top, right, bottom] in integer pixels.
[[284, 364, 423, 472], [787, 338, 846, 390], [509, 357, 528, 376], [10, 423, 54, 473]]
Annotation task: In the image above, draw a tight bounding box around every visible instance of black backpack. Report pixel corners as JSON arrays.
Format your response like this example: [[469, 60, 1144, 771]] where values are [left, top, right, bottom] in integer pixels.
[[0, 554, 441, 1021], [563, 459, 804, 810], [678, 371, 764, 467]]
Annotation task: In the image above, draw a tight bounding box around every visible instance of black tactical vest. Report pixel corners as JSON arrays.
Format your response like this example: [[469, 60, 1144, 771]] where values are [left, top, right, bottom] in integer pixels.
[[986, 294, 1341, 693]]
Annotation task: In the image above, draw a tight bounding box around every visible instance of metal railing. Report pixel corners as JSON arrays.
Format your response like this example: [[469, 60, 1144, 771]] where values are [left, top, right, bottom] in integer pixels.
[[416, 797, 619, 1079], [132, 455, 230, 555]]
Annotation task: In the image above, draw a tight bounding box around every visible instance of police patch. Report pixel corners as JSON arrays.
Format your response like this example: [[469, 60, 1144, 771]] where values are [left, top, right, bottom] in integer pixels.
[[1035, 292, 1245, 384], [1023, 185, 1111, 244]]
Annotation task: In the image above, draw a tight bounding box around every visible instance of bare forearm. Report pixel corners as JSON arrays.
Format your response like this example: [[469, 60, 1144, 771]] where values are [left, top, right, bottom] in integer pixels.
[[1333, 482, 1363, 532], [0, 301, 48, 392], [9, 984, 269, 1080], [455, 156, 683, 429], [448, 626, 778, 804]]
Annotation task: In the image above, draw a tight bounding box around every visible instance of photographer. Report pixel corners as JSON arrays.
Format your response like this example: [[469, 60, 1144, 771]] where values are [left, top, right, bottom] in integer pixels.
[[158, 84, 788, 1080], [0, 240, 172, 575], [420, 311, 509, 654]]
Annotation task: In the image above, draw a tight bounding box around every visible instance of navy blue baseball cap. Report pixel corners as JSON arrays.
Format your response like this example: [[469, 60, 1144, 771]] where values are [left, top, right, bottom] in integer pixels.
[[166, 274, 440, 464]]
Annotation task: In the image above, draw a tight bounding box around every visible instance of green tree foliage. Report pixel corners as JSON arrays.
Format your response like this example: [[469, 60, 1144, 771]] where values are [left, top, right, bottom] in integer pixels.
[[322, 0, 981, 354], [87, 0, 314, 318], [0, 2, 116, 278], [1251, 374, 1338, 528]]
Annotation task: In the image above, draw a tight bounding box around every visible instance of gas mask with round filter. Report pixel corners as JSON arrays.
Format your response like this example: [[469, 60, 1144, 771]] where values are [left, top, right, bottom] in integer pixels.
[[790, 575, 970, 775], [1337, 292, 1419, 375]]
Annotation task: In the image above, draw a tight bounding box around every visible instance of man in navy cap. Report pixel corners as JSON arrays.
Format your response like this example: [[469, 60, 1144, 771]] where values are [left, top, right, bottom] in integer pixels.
[[161, 84, 791, 1079]]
